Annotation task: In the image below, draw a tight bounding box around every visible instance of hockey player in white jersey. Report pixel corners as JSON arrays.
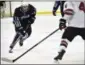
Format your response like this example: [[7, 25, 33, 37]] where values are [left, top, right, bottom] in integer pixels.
[[54, 1, 85, 61]]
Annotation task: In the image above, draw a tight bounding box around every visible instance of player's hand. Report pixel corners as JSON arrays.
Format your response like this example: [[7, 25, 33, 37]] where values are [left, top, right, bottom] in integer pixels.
[[16, 26, 26, 36], [28, 17, 35, 24], [19, 27, 26, 36], [59, 18, 66, 30], [53, 10, 56, 16], [28, 20, 31, 24], [20, 30, 26, 36]]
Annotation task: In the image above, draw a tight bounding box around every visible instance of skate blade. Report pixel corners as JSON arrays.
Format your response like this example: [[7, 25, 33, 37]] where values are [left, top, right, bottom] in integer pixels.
[[1, 57, 13, 63]]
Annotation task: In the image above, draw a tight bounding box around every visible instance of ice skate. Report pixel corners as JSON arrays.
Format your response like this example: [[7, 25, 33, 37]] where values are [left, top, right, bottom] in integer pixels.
[[9, 46, 13, 53], [54, 50, 65, 61], [19, 40, 23, 46], [9, 49, 13, 53]]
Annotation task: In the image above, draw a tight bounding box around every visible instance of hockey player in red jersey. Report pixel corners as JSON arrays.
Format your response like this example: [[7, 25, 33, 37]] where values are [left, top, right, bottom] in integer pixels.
[[54, 1, 85, 61], [9, 3, 36, 53]]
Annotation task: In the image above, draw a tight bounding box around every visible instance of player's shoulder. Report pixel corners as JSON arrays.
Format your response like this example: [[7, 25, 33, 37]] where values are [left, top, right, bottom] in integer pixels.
[[29, 4, 36, 10], [29, 4, 34, 8], [15, 6, 21, 11]]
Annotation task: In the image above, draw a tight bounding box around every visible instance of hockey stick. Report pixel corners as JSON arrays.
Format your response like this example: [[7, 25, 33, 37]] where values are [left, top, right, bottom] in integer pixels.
[[1, 28, 59, 63]]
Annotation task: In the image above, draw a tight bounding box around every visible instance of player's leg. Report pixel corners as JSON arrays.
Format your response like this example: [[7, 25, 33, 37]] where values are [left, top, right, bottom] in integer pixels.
[[53, 1, 60, 16], [60, 1, 65, 17], [9, 24, 24, 49], [54, 27, 77, 60], [19, 33, 28, 46], [9, 33, 22, 53], [19, 27, 32, 46]]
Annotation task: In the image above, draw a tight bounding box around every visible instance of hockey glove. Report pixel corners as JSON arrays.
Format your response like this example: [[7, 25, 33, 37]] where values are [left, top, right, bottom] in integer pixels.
[[59, 18, 66, 30], [17, 26, 26, 36], [28, 17, 35, 24]]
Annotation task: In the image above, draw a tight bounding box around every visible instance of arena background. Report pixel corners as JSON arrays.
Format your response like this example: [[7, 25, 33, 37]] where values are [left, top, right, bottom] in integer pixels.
[[1, 1, 60, 17]]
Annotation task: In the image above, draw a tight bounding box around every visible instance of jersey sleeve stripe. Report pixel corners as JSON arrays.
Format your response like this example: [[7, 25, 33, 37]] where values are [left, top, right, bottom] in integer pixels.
[[64, 9, 74, 15]]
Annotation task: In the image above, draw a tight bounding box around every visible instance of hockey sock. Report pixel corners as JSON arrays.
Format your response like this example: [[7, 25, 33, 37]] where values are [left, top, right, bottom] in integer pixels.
[[58, 39, 69, 52]]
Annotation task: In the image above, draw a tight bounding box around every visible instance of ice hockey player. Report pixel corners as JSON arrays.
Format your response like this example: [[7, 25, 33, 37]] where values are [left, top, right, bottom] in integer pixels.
[[52, 1, 65, 17], [9, 3, 36, 53], [54, 1, 85, 61]]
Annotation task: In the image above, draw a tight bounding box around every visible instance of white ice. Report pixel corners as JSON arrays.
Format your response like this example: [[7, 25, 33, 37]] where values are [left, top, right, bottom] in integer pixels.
[[1, 15, 85, 64]]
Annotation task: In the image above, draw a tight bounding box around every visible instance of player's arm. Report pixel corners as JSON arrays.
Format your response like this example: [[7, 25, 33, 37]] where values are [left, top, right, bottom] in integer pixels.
[[59, 2, 75, 30], [52, 1, 60, 16], [13, 8, 25, 35], [13, 8, 21, 27], [28, 8, 36, 24]]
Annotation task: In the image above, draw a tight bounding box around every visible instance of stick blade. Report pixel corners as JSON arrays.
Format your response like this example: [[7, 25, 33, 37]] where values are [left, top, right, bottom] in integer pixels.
[[1, 57, 13, 63]]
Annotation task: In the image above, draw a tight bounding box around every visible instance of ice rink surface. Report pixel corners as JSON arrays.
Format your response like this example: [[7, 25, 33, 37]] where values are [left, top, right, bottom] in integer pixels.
[[1, 15, 85, 64]]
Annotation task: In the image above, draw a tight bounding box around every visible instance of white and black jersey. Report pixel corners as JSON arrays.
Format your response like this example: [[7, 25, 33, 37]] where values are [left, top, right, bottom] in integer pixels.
[[61, 1, 85, 41], [62, 1, 85, 28]]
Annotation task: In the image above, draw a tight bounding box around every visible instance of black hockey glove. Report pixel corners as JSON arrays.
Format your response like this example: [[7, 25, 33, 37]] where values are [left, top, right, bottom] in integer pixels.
[[28, 17, 35, 24], [17, 26, 26, 36], [59, 18, 66, 30], [53, 10, 56, 16]]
